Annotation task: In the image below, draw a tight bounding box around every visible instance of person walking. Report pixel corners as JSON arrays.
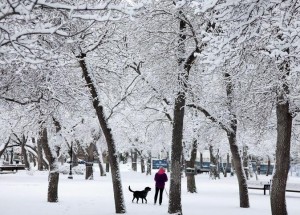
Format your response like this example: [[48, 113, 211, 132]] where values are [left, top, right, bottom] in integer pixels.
[[154, 167, 168, 205]]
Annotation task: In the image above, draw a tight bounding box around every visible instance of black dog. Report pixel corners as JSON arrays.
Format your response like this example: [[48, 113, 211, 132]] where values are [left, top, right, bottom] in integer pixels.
[[128, 186, 151, 203]]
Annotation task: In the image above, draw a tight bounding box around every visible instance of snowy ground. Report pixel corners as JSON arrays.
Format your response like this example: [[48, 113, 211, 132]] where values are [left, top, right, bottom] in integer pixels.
[[0, 164, 299, 215]]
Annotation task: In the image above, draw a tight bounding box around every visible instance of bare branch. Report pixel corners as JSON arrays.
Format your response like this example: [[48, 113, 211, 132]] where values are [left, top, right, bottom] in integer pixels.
[[144, 106, 173, 123], [0, 93, 43, 105], [106, 74, 139, 120], [186, 104, 230, 133]]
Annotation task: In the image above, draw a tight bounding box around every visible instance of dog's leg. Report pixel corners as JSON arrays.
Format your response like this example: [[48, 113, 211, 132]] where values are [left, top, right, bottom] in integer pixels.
[[136, 197, 139, 203], [132, 197, 135, 203]]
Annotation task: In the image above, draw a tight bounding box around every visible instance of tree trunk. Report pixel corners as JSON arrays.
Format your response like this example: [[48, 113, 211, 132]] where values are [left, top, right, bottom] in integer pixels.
[[9, 148, 13, 164], [72, 150, 78, 167], [30, 138, 37, 167], [266, 156, 271, 176], [131, 150, 137, 171], [21, 135, 30, 170], [209, 145, 220, 180], [40, 127, 59, 202], [106, 154, 110, 173], [30, 153, 36, 167], [200, 152, 203, 168], [169, 6, 198, 213], [4, 151, 9, 162], [98, 156, 106, 176], [123, 152, 129, 164], [225, 72, 249, 208], [36, 136, 44, 170], [146, 152, 151, 175], [166, 151, 170, 172], [186, 139, 197, 193], [228, 133, 249, 207], [243, 146, 249, 180], [141, 156, 145, 173], [85, 143, 95, 180], [168, 90, 185, 215], [119, 153, 125, 164], [94, 145, 106, 176], [69, 142, 78, 168], [171, 24, 202, 213], [223, 153, 229, 177], [79, 54, 125, 213], [270, 95, 292, 215]]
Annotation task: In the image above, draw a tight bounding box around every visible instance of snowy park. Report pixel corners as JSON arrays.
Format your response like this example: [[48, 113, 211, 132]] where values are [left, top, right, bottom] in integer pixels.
[[2, 1, 300, 215], [0, 164, 300, 215]]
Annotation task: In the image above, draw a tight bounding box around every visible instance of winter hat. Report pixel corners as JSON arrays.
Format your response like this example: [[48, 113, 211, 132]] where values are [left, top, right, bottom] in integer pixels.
[[157, 167, 165, 174]]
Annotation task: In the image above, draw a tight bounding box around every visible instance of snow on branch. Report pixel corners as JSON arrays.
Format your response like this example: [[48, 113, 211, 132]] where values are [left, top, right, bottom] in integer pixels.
[[186, 103, 232, 133], [0, 0, 144, 62], [0, 93, 44, 105], [34, 0, 143, 17]]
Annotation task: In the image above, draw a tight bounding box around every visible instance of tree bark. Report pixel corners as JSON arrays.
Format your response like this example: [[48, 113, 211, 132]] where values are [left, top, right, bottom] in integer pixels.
[[168, 6, 200, 213], [98, 157, 106, 176], [20, 135, 30, 170], [223, 153, 229, 177], [141, 156, 145, 173], [29, 153, 36, 167], [266, 156, 271, 176], [131, 149, 137, 171], [79, 54, 125, 213], [228, 132, 249, 207], [36, 136, 44, 170], [40, 127, 59, 202], [168, 90, 185, 215], [85, 143, 95, 180], [106, 153, 110, 173], [186, 139, 197, 193], [146, 152, 152, 175], [72, 149, 79, 167], [209, 145, 220, 180], [168, 7, 188, 214], [243, 146, 249, 180], [31, 138, 37, 167], [9, 149, 13, 164], [270, 95, 292, 215], [94, 145, 106, 176], [166, 151, 170, 172], [200, 152, 203, 168], [225, 72, 249, 208]]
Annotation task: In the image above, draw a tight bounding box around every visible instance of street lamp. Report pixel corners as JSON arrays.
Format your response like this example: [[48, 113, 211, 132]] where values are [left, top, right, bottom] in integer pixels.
[[68, 143, 73, 179]]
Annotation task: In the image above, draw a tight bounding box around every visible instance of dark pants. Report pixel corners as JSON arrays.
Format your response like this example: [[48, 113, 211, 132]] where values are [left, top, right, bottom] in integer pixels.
[[154, 187, 164, 205]]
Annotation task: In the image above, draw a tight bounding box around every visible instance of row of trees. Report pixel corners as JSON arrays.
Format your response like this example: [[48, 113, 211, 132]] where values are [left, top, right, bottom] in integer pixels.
[[1, 1, 300, 215]]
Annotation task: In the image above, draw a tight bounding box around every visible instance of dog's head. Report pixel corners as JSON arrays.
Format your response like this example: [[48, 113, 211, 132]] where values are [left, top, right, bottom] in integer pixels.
[[144, 187, 151, 192]]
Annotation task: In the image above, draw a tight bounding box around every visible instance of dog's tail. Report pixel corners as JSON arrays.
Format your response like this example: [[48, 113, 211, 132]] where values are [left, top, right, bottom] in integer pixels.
[[128, 186, 134, 192]]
